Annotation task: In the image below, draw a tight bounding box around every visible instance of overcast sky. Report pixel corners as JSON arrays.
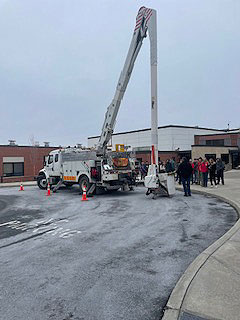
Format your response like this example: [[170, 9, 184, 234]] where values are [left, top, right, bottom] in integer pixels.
[[0, 0, 239, 146]]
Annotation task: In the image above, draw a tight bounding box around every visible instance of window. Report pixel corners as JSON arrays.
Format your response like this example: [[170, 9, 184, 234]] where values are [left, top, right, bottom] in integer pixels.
[[3, 163, 13, 175], [221, 154, 229, 164], [55, 154, 59, 162], [206, 139, 224, 146], [43, 156, 47, 166], [48, 155, 53, 164], [3, 162, 24, 177], [205, 154, 216, 160]]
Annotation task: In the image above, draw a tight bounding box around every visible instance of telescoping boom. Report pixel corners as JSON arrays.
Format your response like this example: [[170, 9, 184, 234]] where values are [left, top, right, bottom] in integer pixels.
[[97, 6, 158, 164]]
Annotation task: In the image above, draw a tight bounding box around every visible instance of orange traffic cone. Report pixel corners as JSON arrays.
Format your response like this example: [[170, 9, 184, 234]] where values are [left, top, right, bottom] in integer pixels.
[[46, 183, 51, 196], [19, 183, 24, 191], [81, 186, 88, 201]]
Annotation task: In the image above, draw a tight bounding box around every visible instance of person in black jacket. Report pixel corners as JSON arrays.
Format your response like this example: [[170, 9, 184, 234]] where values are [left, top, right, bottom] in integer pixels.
[[165, 159, 173, 173], [209, 158, 217, 187], [216, 158, 225, 185], [177, 157, 193, 196]]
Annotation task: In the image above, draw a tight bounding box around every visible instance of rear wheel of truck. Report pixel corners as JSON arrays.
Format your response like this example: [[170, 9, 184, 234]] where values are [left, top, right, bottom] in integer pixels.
[[79, 176, 91, 194], [37, 173, 47, 190]]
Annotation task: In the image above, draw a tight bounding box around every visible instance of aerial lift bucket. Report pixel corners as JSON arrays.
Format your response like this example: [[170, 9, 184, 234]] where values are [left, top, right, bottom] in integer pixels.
[[145, 146, 176, 198]]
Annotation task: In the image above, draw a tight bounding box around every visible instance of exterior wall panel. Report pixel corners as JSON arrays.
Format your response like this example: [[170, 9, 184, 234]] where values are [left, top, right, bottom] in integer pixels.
[[88, 126, 227, 152]]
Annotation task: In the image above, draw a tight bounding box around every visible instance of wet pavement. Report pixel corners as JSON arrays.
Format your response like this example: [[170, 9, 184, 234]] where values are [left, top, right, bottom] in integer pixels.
[[0, 186, 237, 320]]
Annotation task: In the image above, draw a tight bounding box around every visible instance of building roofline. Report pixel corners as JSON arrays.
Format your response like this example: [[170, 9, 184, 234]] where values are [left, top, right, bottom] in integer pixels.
[[88, 125, 231, 139], [194, 131, 240, 137], [134, 149, 191, 154], [192, 145, 238, 148], [0, 145, 58, 148]]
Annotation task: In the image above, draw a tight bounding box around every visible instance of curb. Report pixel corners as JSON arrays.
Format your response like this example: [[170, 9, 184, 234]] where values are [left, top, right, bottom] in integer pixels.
[[0, 182, 37, 188], [162, 186, 240, 320]]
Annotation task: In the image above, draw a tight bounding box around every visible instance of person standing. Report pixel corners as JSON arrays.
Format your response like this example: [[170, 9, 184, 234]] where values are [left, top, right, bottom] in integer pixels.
[[201, 158, 209, 187], [145, 161, 149, 171], [198, 157, 203, 186], [209, 158, 217, 188], [216, 158, 225, 185], [165, 159, 173, 173], [159, 161, 165, 172], [175, 159, 182, 184], [193, 159, 198, 184], [178, 157, 193, 196], [189, 159, 194, 184], [170, 157, 176, 172], [140, 161, 147, 180]]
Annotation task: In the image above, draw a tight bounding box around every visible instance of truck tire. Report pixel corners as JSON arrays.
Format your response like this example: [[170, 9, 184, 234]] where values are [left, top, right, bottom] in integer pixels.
[[37, 173, 47, 190], [79, 175, 91, 194]]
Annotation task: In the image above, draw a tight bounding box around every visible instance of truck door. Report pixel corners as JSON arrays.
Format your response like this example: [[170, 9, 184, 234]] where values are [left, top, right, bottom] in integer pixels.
[[52, 153, 61, 177]]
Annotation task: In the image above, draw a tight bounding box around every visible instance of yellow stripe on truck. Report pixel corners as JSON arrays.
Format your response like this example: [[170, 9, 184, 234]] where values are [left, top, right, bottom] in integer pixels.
[[63, 176, 76, 181]]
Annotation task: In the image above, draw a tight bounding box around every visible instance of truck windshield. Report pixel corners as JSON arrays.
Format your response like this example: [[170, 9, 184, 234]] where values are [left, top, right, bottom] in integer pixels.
[[48, 155, 53, 164]]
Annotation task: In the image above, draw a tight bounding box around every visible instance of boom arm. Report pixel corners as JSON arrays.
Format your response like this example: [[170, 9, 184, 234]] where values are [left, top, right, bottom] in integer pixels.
[[97, 7, 158, 160]]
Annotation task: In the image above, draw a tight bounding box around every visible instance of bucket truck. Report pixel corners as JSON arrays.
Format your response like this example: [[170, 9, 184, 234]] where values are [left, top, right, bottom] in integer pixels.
[[37, 6, 175, 196]]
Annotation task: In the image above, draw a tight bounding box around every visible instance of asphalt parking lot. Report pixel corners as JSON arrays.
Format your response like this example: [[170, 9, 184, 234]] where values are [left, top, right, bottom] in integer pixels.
[[0, 186, 237, 320]]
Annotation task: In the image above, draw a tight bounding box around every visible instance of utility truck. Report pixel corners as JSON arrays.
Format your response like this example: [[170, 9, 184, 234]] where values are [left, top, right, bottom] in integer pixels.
[[37, 147, 136, 194], [37, 6, 175, 196]]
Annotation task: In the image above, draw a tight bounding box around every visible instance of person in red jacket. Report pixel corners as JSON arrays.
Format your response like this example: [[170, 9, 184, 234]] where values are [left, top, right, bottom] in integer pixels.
[[198, 157, 203, 186], [189, 159, 195, 184], [201, 158, 209, 187]]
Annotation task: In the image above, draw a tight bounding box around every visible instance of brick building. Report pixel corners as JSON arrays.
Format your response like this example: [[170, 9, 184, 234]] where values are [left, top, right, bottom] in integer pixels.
[[0, 144, 58, 183], [192, 131, 240, 169]]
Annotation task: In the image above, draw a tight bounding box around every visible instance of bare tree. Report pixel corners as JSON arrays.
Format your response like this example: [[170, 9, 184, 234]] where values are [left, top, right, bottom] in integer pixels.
[[29, 134, 38, 178]]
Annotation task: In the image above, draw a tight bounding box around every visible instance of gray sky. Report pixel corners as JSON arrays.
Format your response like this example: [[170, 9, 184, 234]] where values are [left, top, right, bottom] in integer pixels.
[[0, 0, 239, 146]]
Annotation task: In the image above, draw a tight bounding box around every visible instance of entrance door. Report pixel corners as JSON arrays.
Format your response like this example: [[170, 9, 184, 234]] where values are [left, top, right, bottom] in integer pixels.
[[231, 151, 240, 169]]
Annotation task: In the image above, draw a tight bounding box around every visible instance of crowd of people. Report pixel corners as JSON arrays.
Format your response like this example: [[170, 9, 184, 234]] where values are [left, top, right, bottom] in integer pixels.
[[139, 156, 225, 197]]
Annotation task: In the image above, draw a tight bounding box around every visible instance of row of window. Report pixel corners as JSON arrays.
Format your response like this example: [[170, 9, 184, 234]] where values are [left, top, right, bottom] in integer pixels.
[[205, 139, 224, 146], [3, 162, 24, 177], [205, 154, 229, 164]]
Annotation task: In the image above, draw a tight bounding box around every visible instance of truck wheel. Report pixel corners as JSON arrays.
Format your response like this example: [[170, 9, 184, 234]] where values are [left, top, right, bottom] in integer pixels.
[[79, 176, 91, 194], [37, 173, 47, 190]]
